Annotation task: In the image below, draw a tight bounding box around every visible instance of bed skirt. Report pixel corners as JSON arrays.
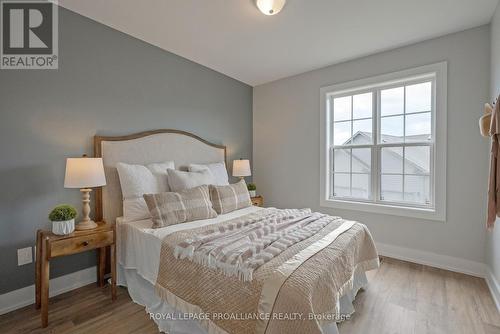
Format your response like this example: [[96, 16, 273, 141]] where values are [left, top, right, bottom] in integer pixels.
[[117, 265, 369, 334]]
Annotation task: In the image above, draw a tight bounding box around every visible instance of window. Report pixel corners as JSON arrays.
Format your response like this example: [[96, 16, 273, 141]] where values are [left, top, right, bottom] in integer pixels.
[[320, 63, 447, 221]]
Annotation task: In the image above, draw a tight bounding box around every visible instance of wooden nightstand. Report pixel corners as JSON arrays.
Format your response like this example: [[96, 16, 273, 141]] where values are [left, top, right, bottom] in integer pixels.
[[251, 195, 264, 207], [35, 221, 116, 328]]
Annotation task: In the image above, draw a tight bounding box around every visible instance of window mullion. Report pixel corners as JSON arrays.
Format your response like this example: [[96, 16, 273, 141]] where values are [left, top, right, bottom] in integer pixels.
[[349, 148, 353, 197], [330, 146, 334, 199], [431, 77, 437, 207], [402, 85, 406, 201], [377, 141, 433, 148], [333, 144, 375, 149], [375, 89, 381, 203], [372, 90, 378, 202], [430, 143, 435, 206], [349, 96, 353, 196], [330, 95, 335, 199], [402, 146, 406, 201]]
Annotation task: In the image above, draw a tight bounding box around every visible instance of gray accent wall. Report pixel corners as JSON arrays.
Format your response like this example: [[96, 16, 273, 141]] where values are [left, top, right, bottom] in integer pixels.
[[487, 3, 500, 287], [0, 8, 252, 294], [253, 26, 490, 265]]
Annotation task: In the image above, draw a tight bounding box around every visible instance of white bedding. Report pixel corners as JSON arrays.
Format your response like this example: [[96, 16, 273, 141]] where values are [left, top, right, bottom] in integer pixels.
[[117, 205, 370, 334], [116, 205, 264, 285]]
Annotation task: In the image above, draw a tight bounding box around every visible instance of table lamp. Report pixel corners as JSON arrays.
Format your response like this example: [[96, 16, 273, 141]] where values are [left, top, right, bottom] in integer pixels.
[[232, 159, 251, 180], [64, 156, 106, 230]]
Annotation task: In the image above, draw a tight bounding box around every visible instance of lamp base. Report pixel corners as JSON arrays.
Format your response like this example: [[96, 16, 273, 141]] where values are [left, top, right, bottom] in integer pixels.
[[75, 220, 98, 231], [77, 188, 97, 230]]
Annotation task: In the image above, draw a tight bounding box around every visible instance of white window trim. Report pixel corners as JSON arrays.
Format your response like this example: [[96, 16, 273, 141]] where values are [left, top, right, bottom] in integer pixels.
[[319, 62, 447, 221]]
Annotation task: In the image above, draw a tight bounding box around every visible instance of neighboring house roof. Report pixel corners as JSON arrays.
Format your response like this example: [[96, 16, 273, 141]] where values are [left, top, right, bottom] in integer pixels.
[[347, 131, 431, 144], [338, 131, 430, 174]]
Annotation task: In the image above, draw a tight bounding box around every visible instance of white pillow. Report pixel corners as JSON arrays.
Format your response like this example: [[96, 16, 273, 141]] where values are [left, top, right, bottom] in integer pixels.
[[188, 162, 229, 186], [116, 161, 174, 222], [167, 168, 216, 192]]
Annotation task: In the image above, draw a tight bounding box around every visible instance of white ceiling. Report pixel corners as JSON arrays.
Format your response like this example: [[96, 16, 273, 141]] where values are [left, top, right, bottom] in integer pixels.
[[58, 0, 499, 86]]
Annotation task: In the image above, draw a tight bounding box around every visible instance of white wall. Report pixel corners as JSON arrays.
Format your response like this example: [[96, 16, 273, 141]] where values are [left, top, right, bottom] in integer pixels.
[[487, 3, 500, 284], [254, 26, 490, 265]]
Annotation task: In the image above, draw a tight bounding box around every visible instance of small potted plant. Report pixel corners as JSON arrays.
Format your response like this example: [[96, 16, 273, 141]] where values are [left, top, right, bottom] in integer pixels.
[[247, 183, 257, 197], [49, 204, 77, 235]]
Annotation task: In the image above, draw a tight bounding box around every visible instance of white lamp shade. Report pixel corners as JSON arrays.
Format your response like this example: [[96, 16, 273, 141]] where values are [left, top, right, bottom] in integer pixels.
[[256, 0, 286, 15], [233, 159, 251, 177], [64, 157, 106, 188]]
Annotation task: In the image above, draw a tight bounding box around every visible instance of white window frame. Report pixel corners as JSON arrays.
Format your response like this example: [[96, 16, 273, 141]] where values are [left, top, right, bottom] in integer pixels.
[[319, 62, 447, 221]]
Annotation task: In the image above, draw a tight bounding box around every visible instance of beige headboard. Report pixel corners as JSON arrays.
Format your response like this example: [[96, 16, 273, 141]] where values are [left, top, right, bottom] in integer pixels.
[[94, 129, 226, 224]]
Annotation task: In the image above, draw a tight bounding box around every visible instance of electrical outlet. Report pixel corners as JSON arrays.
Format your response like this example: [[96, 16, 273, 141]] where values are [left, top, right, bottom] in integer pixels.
[[17, 247, 32, 266]]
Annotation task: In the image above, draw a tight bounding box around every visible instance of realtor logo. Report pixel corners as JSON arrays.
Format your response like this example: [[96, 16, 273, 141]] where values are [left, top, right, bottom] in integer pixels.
[[1, 0, 58, 69]]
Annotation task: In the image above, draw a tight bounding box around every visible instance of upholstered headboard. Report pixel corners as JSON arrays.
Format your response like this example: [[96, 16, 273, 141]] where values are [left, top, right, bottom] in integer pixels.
[[93, 129, 226, 225]]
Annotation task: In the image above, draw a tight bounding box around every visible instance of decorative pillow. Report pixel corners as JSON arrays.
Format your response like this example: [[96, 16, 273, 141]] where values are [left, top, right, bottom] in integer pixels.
[[143, 185, 217, 228], [209, 179, 252, 214], [167, 168, 216, 192], [188, 162, 229, 186], [116, 161, 174, 222]]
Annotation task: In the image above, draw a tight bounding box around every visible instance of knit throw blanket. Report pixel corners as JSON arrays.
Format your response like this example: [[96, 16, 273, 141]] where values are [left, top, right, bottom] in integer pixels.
[[174, 208, 335, 281]]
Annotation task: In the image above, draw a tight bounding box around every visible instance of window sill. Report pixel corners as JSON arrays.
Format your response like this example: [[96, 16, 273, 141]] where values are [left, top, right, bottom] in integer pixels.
[[320, 198, 445, 221]]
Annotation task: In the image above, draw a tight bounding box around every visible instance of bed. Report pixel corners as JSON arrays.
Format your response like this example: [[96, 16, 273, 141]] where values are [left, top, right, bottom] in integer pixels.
[[94, 129, 379, 334]]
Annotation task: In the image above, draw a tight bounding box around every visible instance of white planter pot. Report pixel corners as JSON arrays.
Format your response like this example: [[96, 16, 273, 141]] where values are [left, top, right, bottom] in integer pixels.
[[52, 219, 75, 235], [249, 190, 256, 197]]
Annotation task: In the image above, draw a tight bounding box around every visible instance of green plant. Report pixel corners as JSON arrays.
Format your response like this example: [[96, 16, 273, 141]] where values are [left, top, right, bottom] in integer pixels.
[[247, 183, 256, 191], [49, 204, 78, 222]]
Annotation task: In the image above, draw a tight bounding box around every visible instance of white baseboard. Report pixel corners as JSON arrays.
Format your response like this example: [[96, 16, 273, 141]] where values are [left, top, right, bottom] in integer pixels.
[[376, 242, 486, 277], [0, 266, 96, 316], [485, 268, 500, 313]]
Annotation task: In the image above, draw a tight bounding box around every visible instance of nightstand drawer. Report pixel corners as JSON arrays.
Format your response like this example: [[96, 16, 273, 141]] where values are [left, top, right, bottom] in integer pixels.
[[50, 231, 114, 257]]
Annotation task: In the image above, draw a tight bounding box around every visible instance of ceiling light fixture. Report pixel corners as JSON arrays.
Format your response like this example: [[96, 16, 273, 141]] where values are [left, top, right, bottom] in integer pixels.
[[256, 0, 286, 16]]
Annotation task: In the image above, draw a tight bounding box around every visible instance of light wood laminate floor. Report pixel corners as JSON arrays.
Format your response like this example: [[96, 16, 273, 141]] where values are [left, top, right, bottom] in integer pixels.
[[1, 257, 499, 334]]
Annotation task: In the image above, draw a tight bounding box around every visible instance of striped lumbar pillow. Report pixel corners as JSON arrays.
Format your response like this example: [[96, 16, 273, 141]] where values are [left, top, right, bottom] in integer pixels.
[[143, 185, 217, 228], [209, 179, 252, 214]]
